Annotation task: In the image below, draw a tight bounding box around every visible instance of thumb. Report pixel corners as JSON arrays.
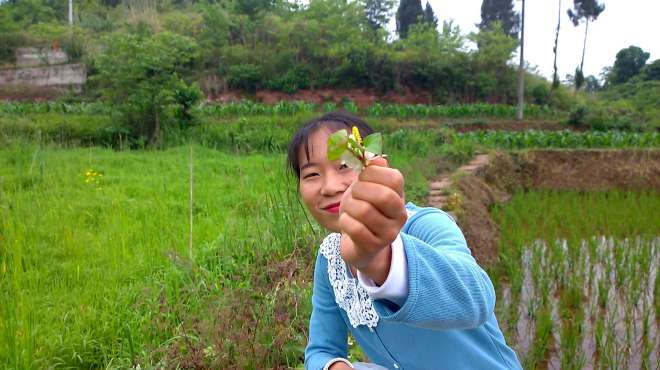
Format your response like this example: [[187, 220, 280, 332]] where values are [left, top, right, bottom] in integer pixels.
[[367, 156, 389, 168]]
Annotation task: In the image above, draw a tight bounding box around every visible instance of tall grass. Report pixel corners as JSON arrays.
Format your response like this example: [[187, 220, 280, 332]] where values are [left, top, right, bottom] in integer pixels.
[[0, 130, 449, 367], [0, 142, 321, 368]]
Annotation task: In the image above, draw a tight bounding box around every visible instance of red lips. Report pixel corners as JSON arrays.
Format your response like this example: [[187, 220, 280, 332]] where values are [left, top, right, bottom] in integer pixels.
[[323, 202, 341, 214]]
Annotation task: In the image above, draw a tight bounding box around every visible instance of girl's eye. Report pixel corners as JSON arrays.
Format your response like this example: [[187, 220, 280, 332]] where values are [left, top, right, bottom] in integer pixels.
[[339, 163, 349, 170], [302, 172, 319, 179]]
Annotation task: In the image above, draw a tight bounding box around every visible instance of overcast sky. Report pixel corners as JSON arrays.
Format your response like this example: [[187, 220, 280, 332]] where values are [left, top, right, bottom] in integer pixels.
[[413, 0, 660, 81]]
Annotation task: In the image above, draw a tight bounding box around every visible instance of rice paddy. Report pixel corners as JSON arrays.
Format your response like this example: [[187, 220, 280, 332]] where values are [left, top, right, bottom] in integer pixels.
[[491, 190, 660, 369]]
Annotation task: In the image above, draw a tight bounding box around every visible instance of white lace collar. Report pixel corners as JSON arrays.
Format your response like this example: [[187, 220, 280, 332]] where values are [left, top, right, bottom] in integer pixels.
[[319, 233, 379, 328]]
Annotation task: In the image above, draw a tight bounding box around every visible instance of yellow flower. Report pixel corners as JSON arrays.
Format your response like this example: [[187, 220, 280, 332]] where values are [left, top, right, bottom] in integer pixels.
[[352, 126, 362, 144]]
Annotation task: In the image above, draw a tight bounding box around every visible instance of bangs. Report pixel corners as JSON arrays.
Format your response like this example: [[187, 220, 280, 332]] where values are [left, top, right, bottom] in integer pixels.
[[287, 111, 374, 179]]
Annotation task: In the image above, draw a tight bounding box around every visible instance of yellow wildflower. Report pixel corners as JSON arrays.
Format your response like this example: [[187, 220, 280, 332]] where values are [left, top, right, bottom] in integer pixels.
[[352, 126, 362, 144], [84, 169, 103, 186]]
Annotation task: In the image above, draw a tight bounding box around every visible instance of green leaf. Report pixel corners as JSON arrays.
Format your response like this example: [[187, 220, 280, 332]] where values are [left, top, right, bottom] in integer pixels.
[[363, 133, 383, 155], [327, 130, 349, 161], [341, 151, 364, 171]]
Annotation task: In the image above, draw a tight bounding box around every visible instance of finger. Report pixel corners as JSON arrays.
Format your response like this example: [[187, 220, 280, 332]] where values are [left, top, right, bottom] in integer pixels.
[[342, 197, 403, 246], [338, 212, 382, 255], [351, 181, 407, 220], [366, 156, 389, 168], [358, 166, 405, 198], [342, 197, 388, 237]]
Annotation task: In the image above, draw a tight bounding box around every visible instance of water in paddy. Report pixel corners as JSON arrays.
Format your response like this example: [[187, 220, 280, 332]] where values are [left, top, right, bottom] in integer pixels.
[[497, 236, 659, 369]]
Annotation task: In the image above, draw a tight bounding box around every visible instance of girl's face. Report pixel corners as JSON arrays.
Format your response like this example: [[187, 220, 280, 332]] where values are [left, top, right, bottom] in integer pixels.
[[298, 127, 358, 232]]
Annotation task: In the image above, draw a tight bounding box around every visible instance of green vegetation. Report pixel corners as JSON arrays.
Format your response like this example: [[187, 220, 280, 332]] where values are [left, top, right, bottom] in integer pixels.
[[566, 0, 606, 90], [0, 0, 566, 107], [491, 190, 660, 369], [93, 31, 203, 145], [1, 0, 659, 368], [4, 109, 658, 156], [0, 143, 318, 368], [0, 101, 559, 119], [460, 130, 660, 149], [0, 121, 455, 368]]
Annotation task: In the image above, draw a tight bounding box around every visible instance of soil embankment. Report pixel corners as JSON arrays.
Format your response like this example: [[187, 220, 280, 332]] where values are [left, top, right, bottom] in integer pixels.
[[427, 149, 660, 265]]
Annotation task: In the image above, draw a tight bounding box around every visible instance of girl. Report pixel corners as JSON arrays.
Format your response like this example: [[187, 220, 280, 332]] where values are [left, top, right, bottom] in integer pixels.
[[288, 111, 521, 370]]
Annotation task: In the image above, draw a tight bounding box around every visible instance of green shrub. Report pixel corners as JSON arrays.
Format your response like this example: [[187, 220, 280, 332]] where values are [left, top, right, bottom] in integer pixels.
[[548, 86, 579, 111], [226, 64, 264, 92], [94, 31, 201, 145], [531, 84, 551, 106], [61, 33, 86, 62], [268, 65, 312, 94], [567, 105, 588, 127], [0, 32, 27, 64], [641, 60, 660, 81]]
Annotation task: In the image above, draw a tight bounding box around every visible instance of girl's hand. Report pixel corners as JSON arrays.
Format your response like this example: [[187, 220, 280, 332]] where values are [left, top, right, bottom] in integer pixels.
[[338, 157, 407, 285]]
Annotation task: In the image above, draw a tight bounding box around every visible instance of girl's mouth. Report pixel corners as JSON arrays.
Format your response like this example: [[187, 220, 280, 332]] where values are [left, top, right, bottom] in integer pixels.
[[323, 202, 340, 214]]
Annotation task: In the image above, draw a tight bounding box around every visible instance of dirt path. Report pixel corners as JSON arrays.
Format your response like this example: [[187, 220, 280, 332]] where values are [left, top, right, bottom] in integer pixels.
[[425, 153, 490, 210]]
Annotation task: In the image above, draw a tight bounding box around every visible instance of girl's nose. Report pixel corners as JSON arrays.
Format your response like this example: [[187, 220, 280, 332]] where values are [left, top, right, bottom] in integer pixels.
[[320, 170, 347, 196]]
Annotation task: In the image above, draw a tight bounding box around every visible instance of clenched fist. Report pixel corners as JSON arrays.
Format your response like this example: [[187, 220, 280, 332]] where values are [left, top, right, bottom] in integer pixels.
[[338, 157, 407, 285]]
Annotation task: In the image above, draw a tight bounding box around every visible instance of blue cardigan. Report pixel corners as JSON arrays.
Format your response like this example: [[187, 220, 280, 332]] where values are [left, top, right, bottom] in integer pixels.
[[305, 204, 522, 370]]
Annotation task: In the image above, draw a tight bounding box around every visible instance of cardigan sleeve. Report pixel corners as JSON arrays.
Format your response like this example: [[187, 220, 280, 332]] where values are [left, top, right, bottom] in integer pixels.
[[371, 208, 496, 330], [305, 252, 350, 370]]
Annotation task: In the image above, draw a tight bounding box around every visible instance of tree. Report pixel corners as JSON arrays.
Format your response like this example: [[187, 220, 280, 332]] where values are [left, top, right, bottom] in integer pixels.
[[396, 0, 423, 38], [552, 0, 562, 88], [423, 1, 437, 28], [3, 0, 56, 26], [95, 32, 202, 145], [608, 46, 650, 85], [641, 59, 660, 81], [233, 0, 275, 19], [583, 74, 600, 93], [567, 0, 605, 90], [478, 0, 519, 39], [364, 0, 395, 30], [470, 23, 518, 100]]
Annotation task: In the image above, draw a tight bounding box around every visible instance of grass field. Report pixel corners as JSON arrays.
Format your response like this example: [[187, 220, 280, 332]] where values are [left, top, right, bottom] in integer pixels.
[[491, 190, 660, 369], [0, 134, 448, 368], [1, 142, 310, 368]]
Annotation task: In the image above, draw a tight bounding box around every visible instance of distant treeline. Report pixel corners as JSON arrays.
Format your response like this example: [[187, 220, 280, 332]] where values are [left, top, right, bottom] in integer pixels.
[[1, 0, 561, 105]]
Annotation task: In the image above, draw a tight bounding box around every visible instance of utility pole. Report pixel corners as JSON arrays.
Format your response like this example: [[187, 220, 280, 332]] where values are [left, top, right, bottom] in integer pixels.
[[517, 0, 526, 121], [68, 0, 73, 26]]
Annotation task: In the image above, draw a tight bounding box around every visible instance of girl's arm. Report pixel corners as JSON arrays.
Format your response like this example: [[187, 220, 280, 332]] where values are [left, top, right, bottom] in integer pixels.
[[305, 252, 351, 370], [371, 208, 496, 330]]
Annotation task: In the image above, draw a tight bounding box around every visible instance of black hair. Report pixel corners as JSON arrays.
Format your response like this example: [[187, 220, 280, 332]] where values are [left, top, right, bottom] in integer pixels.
[[287, 110, 374, 179]]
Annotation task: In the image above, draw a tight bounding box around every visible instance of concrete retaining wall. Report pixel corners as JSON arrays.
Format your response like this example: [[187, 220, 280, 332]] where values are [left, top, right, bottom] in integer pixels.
[[15, 47, 69, 68], [0, 63, 86, 88]]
